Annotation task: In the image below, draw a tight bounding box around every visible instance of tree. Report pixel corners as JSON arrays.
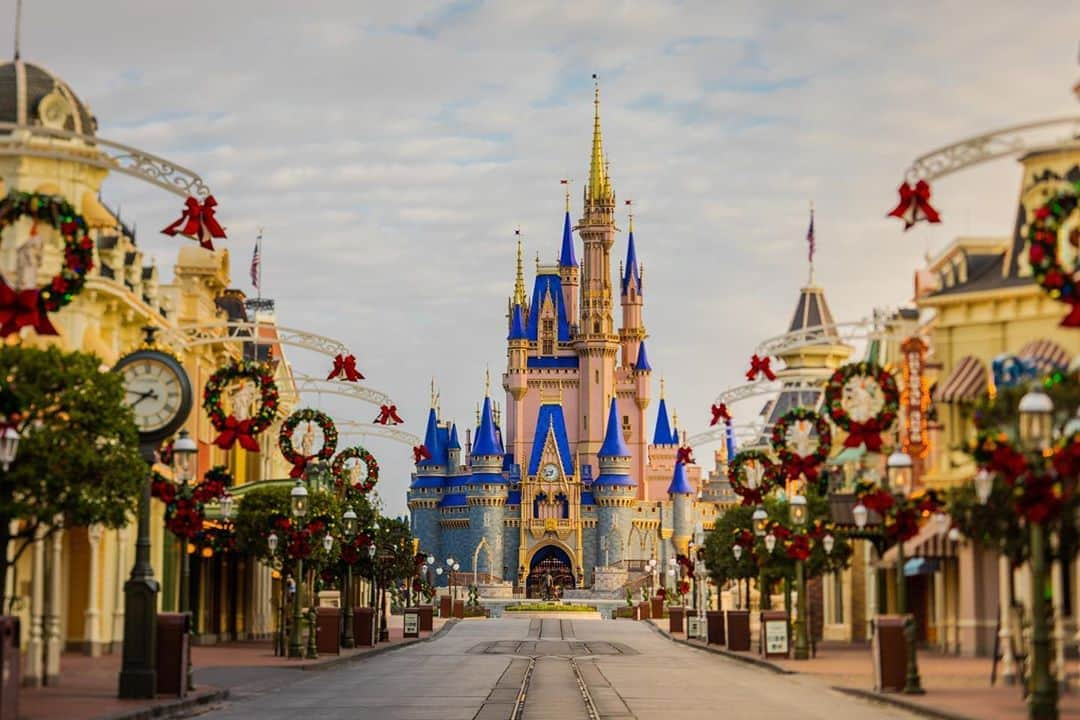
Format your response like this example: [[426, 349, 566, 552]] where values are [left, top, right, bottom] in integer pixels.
[[0, 345, 146, 605]]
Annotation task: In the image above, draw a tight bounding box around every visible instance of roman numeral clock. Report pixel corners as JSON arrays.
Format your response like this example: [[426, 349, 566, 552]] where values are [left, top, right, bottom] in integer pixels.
[[114, 346, 193, 446]]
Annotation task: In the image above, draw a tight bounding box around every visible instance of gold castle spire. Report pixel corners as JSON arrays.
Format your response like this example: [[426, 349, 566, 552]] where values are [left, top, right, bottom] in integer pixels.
[[587, 74, 613, 207], [660, 375, 666, 399], [513, 228, 527, 306]]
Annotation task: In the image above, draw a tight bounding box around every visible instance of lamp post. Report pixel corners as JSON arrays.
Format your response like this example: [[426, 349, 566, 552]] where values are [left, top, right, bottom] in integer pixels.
[[446, 556, 456, 602], [648, 557, 658, 596], [753, 506, 769, 610], [341, 507, 357, 648], [790, 494, 809, 660], [1018, 385, 1056, 720], [305, 533, 332, 660], [288, 480, 308, 659], [887, 446, 923, 695], [267, 532, 285, 656], [171, 430, 198, 689], [693, 525, 706, 631], [0, 426, 20, 472], [368, 542, 378, 642]]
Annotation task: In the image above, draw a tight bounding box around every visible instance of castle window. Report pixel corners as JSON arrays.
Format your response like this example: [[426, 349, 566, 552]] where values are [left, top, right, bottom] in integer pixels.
[[593, 320, 600, 333], [542, 319, 554, 355]]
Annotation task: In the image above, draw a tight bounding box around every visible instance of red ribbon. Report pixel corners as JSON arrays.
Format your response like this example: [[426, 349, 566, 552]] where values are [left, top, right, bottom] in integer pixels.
[[0, 279, 58, 338], [289, 458, 309, 478], [161, 195, 227, 250], [785, 455, 821, 482], [745, 354, 777, 382], [413, 445, 431, 463], [709, 403, 731, 427], [887, 180, 941, 230], [327, 353, 364, 382], [213, 415, 259, 452], [844, 419, 884, 452], [676, 446, 695, 465], [374, 405, 404, 425]]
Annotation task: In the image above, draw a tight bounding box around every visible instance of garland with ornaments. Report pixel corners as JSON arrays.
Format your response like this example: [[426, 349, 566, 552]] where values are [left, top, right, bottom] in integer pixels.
[[203, 360, 279, 451], [969, 430, 1079, 524], [0, 191, 94, 338], [279, 408, 338, 478], [824, 362, 899, 452], [770, 407, 832, 485], [727, 450, 781, 506], [854, 479, 945, 542], [151, 466, 232, 540], [331, 445, 379, 494], [1027, 184, 1079, 327]]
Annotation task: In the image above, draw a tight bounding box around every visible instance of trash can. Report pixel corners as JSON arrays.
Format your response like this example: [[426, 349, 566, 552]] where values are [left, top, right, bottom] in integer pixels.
[[453, 600, 465, 619], [706, 610, 726, 645], [0, 616, 19, 720], [403, 608, 420, 638], [760, 610, 789, 659], [353, 607, 375, 647], [156, 612, 189, 698], [873, 615, 909, 692], [416, 605, 434, 632], [726, 610, 751, 651], [317, 607, 341, 655], [650, 597, 665, 618], [668, 606, 685, 634], [440, 595, 452, 618], [638, 601, 651, 620]]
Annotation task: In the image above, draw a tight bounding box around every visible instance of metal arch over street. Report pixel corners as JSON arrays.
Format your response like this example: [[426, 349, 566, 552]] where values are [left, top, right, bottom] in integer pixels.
[[178, 321, 351, 359], [0, 122, 212, 198], [753, 319, 910, 359], [903, 116, 1080, 184], [282, 375, 394, 408], [337, 421, 421, 448], [685, 422, 776, 449]]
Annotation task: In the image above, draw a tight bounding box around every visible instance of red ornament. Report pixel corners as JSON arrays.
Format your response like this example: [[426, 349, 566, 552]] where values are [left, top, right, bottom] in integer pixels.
[[676, 446, 695, 465], [709, 403, 731, 427], [413, 444, 431, 463], [786, 534, 811, 561], [887, 180, 941, 230], [374, 405, 404, 425], [0, 280, 57, 338], [745, 354, 777, 382], [161, 195, 227, 250], [327, 353, 364, 382]]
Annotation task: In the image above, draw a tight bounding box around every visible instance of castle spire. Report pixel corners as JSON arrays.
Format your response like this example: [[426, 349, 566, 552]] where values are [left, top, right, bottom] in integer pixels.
[[586, 74, 613, 208], [513, 227, 527, 306]]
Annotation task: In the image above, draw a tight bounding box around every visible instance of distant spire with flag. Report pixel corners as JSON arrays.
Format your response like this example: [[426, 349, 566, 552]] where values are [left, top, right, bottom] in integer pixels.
[[250, 227, 263, 297], [806, 203, 815, 284]]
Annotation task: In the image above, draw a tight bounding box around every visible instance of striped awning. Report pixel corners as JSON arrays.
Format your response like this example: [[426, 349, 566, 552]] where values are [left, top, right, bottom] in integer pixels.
[[879, 519, 958, 568], [1018, 339, 1072, 376], [934, 355, 988, 403]]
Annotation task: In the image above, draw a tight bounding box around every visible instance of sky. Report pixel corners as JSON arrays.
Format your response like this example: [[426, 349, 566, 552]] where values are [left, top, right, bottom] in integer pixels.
[[7, 1, 1079, 515]]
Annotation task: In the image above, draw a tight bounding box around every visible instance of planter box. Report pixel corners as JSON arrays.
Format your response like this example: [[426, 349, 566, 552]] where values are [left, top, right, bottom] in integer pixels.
[[726, 610, 750, 651], [415, 605, 434, 632], [650, 597, 664, 618], [668, 606, 685, 634], [638, 601, 651, 620], [706, 610, 726, 645]]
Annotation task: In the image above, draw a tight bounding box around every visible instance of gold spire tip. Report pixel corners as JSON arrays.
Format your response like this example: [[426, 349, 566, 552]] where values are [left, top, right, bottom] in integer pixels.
[[513, 227, 526, 306], [484, 366, 491, 397], [660, 375, 666, 399]]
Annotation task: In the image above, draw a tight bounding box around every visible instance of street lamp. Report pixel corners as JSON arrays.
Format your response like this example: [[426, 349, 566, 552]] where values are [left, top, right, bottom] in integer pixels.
[[341, 507, 357, 648], [0, 426, 20, 471], [852, 502, 869, 530], [288, 480, 308, 659], [973, 469, 993, 505], [752, 507, 768, 537], [752, 506, 769, 610], [790, 494, 809, 660], [764, 533, 777, 554], [732, 545, 743, 561], [822, 534, 835, 556], [887, 447, 922, 695], [171, 429, 198, 690], [1018, 385, 1057, 719], [220, 494, 234, 521]]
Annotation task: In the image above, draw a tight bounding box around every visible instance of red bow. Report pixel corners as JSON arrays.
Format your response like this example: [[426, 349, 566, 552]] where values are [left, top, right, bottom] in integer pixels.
[[161, 195, 227, 250], [413, 445, 431, 463], [785, 455, 821, 482], [289, 457, 310, 478], [745, 354, 777, 382], [709, 403, 731, 427], [887, 180, 941, 230], [374, 405, 404, 425], [676, 446, 695, 465], [1061, 300, 1080, 328], [0, 279, 58, 338], [213, 415, 259, 452], [844, 419, 884, 452], [327, 353, 364, 382], [785, 534, 811, 561]]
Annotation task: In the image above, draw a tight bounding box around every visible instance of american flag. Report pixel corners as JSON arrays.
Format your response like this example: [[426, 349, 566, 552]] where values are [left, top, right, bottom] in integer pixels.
[[250, 228, 262, 292], [806, 205, 815, 265]]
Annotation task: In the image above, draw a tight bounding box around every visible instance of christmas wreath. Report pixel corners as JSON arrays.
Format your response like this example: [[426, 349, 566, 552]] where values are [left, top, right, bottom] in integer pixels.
[[770, 407, 832, 484], [1027, 185, 1079, 327], [0, 191, 94, 338], [824, 362, 899, 452], [203, 360, 279, 451], [331, 445, 379, 494], [151, 466, 232, 540], [727, 450, 781, 506], [279, 408, 338, 478]]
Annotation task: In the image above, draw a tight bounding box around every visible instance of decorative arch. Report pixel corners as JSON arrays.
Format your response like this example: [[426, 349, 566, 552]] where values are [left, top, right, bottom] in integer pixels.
[[472, 537, 496, 583], [525, 542, 577, 599]]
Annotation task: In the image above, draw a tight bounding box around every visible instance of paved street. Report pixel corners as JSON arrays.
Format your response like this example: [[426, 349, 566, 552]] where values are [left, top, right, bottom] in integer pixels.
[[201, 618, 917, 719]]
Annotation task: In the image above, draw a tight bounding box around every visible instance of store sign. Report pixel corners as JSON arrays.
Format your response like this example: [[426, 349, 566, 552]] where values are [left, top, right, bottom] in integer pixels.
[[687, 616, 702, 639], [403, 612, 419, 638], [764, 619, 789, 655], [901, 337, 928, 458]]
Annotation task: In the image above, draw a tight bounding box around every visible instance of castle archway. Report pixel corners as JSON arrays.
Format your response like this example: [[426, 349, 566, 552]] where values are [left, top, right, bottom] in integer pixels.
[[526, 544, 576, 599]]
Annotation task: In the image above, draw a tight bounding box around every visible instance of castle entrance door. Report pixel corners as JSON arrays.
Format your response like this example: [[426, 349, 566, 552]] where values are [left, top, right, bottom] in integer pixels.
[[527, 545, 575, 600]]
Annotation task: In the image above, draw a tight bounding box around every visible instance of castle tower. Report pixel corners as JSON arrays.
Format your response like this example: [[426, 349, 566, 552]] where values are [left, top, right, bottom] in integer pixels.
[[667, 460, 694, 556], [593, 398, 635, 568], [575, 80, 619, 476], [466, 395, 507, 580], [408, 406, 447, 565], [558, 194, 579, 329], [505, 232, 530, 468], [619, 213, 645, 367]]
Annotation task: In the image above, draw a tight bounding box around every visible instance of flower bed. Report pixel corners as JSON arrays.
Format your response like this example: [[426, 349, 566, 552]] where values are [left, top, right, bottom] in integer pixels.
[[503, 602, 598, 613]]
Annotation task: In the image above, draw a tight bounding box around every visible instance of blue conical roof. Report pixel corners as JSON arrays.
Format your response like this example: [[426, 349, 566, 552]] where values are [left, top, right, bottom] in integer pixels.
[[653, 398, 673, 445], [472, 396, 500, 456], [448, 423, 461, 450], [598, 398, 630, 457], [634, 340, 652, 371], [419, 407, 442, 466], [668, 461, 693, 495], [671, 424, 681, 446], [621, 229, 641, 294], [726, 423, 737, 462], [559, 211, 577, 267], [508, 303, 527, 340]]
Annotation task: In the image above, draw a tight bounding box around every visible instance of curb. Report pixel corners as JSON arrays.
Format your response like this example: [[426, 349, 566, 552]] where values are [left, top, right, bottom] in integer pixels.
[[98, 688, 230, 720], [831, 687, 976, 720], [302, 618, 460, 672], [643, 620, 794, 675]]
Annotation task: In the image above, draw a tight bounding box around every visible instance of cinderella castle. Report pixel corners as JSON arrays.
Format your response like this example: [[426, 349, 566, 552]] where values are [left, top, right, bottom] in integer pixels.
[[408, 87, 736, 596]]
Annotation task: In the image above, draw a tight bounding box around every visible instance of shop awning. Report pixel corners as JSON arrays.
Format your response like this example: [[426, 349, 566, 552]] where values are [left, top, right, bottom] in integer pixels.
[[934, 355, 988, 404], [879, 520, 958, 568], [1018, 338, 1071, 376], [826, 446, 865, 467]]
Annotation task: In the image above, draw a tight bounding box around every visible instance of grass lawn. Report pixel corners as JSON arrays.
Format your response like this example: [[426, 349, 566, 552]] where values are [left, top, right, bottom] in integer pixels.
[[503, 602, 598, 612]]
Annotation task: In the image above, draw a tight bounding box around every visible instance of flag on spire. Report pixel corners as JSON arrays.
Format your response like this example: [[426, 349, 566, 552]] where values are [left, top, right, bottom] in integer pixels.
[[806, 205, 815, 266], [250, 228, 262, 293]]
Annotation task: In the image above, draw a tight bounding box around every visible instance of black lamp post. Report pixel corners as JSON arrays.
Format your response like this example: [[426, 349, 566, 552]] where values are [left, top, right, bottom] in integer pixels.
[[886, 446, 923, 695], [341, 507, 357, 649], [288, 480, 308, 659], [752, 506, 769, 610], [790, 494, 810, 660], [170, 430, 197, 689], [0, 426, 20, 472], [267, 531, 285, 656]]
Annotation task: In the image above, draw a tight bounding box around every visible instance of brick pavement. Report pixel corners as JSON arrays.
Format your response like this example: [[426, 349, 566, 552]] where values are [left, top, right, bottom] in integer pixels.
[[17, 617, 450, 720], [650, 619, 1080, 720]]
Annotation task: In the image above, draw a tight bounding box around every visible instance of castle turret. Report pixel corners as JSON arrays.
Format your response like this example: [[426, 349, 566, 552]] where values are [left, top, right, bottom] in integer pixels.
[[467, 393, 508, 579], [558, 199, 579, 328], [619, 214, 645, 367], [667, 460, 694, 556], [652, 383, 675, 446], [409, 406, 446, 566], [593, 398, 635, 568]]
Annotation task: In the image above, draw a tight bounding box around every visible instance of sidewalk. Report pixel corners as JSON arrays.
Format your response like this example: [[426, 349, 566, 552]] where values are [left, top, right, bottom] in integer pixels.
[[649, 619, 1080, 720], [19, 617, 453, 720]]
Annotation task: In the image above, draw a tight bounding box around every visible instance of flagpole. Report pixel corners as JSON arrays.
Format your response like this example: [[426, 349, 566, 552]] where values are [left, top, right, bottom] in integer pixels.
[[807, 201, 815, 286]]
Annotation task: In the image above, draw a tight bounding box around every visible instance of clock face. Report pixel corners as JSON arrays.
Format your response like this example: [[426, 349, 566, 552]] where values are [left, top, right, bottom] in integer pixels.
[[841, 376, 885, 423], [114, 350, 193, 441], [541, 462, 559, 481], [38, 91, 72, 130]]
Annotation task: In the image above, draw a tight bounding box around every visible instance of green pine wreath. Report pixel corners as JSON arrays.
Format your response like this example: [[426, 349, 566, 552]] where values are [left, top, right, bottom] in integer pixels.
[[331, 445, 379, 494], [1027, 184, 1079, 327], [279, 408, 338, 478]]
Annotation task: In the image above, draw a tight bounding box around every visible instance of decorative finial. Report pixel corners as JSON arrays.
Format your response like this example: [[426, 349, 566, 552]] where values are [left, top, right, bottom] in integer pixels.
[[430, 377, 437, 408], [561, 179, 571, 212], [484, 366, 491, 397], [806, 200, 816, 286], [660, 375, 666, 399], [13, 0, 22, 60], [625, 199, 634, 233], [513, 227, 527, 307], [587, 73, 612, 208], [535, 250, 540, 272], [476, 403, 481, 425]]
